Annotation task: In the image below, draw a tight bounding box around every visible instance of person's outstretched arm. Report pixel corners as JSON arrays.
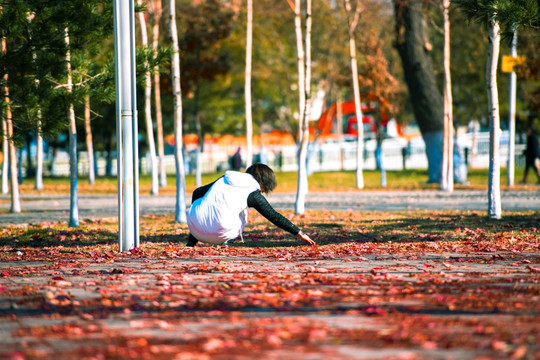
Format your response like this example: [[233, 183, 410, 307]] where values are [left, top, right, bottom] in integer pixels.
[[247, 190, 316, 246]]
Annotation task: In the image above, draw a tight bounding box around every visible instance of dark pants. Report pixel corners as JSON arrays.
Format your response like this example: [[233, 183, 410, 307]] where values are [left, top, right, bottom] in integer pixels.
[[523, 158, 540, 183]]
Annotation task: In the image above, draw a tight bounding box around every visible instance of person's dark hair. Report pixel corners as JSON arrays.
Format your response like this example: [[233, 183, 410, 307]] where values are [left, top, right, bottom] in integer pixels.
[[246, 163, 277, 193]]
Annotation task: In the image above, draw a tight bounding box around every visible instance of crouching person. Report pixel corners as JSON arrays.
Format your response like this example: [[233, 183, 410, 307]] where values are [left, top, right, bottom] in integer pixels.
[[186, 163, 315, 247]]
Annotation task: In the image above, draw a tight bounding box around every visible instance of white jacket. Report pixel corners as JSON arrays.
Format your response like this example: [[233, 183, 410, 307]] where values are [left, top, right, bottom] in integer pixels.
[[187, 171, 260, 244]]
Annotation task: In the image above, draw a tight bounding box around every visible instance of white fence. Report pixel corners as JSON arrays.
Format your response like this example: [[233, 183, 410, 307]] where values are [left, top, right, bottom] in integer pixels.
[[46, 130, 526, 177]]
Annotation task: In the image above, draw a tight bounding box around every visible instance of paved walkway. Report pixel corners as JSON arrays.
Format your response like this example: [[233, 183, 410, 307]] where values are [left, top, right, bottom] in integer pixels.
[[1, 251, 539, 359], [0, 189, 538, 225]]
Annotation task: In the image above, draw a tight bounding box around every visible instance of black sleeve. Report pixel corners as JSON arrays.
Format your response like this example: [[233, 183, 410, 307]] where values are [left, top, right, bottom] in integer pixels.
[[191, 178, 220, 203], [247, 190, 300, 235]]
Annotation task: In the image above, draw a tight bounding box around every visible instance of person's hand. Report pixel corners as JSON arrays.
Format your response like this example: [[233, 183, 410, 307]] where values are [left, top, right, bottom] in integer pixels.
[[297, 231, 316, 246]]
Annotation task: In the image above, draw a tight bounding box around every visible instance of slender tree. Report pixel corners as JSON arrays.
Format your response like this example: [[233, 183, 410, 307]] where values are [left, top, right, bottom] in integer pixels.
[[169, 0, 187, 223], [138, 0, 159, 195], [290, 0, 312, 215], [2, 43, 21, 213], [65, 28, 79, 227], [28, 13, 44, 191], [506, 27, 517, 186], [441, 0, 454, 192], [35, 115, 44, 190], [1, 115, 8, 194], [455, 0, 540, 218], [245, 0, 254, 168], [343, 0, 365, 189], [2, 38, 20, 213], [485, 18, 501, 218], [150, 0, 167, 188], [84, 95, 95, 185]]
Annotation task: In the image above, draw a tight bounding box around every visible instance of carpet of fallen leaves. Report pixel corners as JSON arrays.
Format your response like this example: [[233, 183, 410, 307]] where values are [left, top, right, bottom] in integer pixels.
[[0, 210, 539, 360]]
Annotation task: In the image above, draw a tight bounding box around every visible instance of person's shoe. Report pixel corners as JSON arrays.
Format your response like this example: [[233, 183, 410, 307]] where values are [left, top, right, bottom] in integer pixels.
[[186, 235, 198, 247]]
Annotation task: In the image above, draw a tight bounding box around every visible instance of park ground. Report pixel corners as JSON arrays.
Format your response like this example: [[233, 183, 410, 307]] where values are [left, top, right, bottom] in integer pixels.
[[0, 170, 539, 359]]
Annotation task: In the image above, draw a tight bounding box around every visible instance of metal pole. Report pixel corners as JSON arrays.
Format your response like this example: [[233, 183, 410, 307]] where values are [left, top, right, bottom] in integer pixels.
[[507, 28, 517, 186], [113, 0, 123, 249], [129, 0, 140, 247], [114, 0, 139, 252]]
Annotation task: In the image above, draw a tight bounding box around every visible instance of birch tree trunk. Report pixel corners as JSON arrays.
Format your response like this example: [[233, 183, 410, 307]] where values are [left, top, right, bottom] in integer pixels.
[[293, 0, 311, 215], [486, 19, 501, 219], [2, 38, 20, 212], [35, 116, 44, 190], [169, 0, 187, 223], [65, 29, 79, 227], [194, 81, 202, 187], [84, 95, 95, 185], [244, 0, 253, 168], [138, 1, 159, 195], [343, 0, 364, 189], [151, 0, 167, 188], [7, 110, 19, 213], [470, 119, 478, 168], [441, 0, 454, 192], [337, 99, 344, 170], [27, 13, 44, 190], [2, 34, 9, 194], [1, 116, 8, 194], [507, 28, 517, 187]]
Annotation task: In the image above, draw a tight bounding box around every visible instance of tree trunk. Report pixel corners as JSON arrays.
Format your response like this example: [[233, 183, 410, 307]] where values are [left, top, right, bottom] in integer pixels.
[[35, 116, 44, 190], [17, 147, 23, 185], [193, 53, 202, 187], [151, 0, 167, 188], [343, 0, 365, 189], [507, 28, 517, 186], [470, 119, 479, 168], [441, 0, 454, 192], [169, 0, 187, 223], [2, 117, 8, 194], [2, 37, 20, 212], [394, 0, 444, 183], [7, 117, 19, 213], [84, 95, 96, 185], [194, 94, 202, 187], [336, 98, 344, 170], [487, 19, 501, 219], [244, 0, 253, 169], [138, 2, 159, 195], [65, 29, 79, 227], [294, 0, 311, 215], [25, 134, 34, 178]]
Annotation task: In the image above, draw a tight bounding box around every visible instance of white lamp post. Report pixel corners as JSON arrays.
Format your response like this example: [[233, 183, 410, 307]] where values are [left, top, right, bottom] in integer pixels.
[[113, 0, 139, 251]]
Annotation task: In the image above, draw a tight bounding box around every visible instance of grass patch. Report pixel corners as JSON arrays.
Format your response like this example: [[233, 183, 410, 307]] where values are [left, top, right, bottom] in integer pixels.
[[15, 167, 535, 196]]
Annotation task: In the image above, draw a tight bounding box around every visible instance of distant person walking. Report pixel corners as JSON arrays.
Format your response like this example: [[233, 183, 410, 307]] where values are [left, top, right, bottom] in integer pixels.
[[186, 163, 315, 247], [231, 147, 243, 170], [521, 127, 540, 184]]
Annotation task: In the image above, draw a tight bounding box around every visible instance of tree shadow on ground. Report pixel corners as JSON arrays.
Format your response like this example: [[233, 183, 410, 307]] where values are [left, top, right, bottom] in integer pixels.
[[0, 212, 536, 250], [237, 211, 538, 247]]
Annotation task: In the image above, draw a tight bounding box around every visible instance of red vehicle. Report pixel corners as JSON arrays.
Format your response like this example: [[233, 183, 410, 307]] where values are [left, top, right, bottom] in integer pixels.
[[310, 100, 398, 140]]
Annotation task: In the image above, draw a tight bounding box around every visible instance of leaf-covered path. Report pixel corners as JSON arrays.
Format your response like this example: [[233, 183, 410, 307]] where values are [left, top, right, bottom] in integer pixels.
[[1, 210, 538, 359]]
